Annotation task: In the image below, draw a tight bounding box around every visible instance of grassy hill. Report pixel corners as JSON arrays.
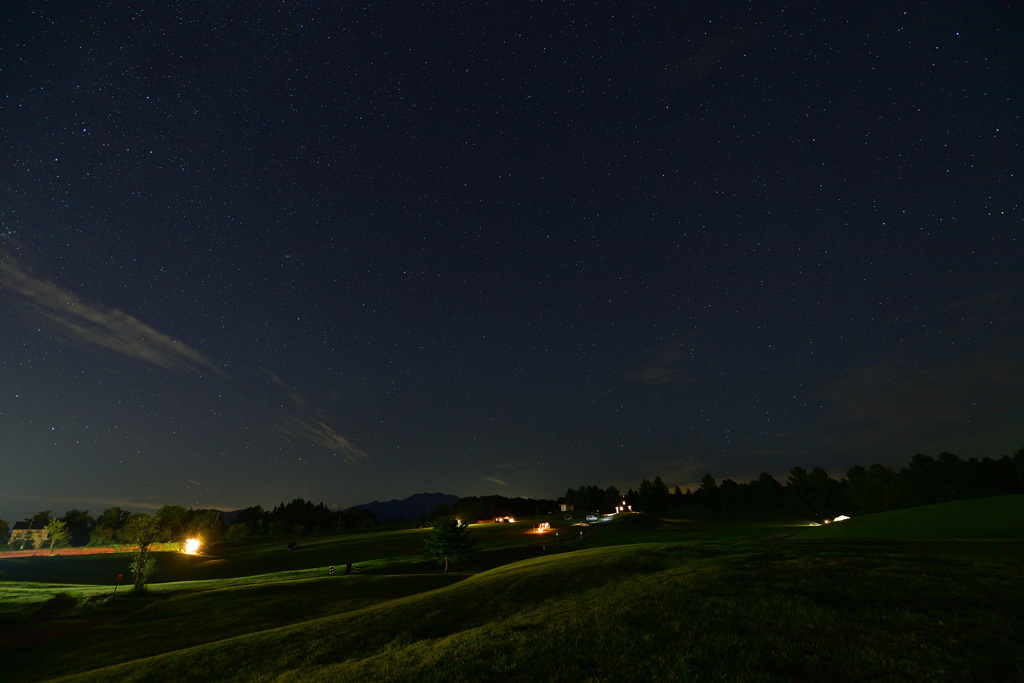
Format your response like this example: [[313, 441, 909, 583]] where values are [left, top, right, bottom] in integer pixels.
[[2, 508, 1022, 681], [794, 494, 1024, 540]]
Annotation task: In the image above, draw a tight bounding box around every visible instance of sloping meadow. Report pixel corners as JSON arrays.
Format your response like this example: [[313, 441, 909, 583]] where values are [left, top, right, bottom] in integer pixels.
[[41, 538, 1024, 682], [4, 498, 1022, 681]]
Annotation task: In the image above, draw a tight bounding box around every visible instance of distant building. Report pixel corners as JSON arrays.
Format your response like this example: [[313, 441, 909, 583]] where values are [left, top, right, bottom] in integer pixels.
[[559, 503, 574, 513], [8, 521, 48, 546]]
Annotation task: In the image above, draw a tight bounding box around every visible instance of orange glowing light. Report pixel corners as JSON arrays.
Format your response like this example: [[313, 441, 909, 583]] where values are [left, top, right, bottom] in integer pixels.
[[183, 538, 201, 555], [536, 522, 551, 533]]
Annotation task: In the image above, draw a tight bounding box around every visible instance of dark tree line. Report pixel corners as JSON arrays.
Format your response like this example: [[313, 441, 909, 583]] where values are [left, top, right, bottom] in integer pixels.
[[447, 495, 558, 522], [7, 449, 1020, 548], [227, 499, 378, 540], [632, 449, 1024, 520], [0, 505, 227, 550], [560, 478, 674, 515]]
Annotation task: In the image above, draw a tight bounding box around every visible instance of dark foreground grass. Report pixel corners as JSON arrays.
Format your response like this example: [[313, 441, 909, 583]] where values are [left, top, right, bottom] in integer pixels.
[[3, 538, 1019, 682], [3, 501, 1023, 681], [0, 526, 436, 585], [2, 572, 462, 680], [795, 494, 1024, 540]]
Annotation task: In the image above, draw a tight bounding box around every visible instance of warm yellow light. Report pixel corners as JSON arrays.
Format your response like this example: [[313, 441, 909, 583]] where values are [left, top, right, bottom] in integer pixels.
[[184, 538, 201, 554], [536, 522, 551, 533], [832, 515, 850, 522]]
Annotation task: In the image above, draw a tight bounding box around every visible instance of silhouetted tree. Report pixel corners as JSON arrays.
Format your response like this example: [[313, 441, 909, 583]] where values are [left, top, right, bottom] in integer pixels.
[[93, 507, 131, 544], [423, 517, 475, 573], [59, 509, 94, 547], [900, 454, 945, 507], [673, 485, 684, 505], [719, 479, 741, 516], [625, 487, 640, 510], [226, 522, 251, 541], [807, 467, 844, 518], [637, 477, 670, 514], [45, 518, 70, 552], [270, 498, 335, 532], [343, 508, 377, 529], [156, 505, 190, 542], [24, 511, 52, 525], [698, 474, 720, 514], [236, 505, 269, 535], [190, 509, 225, 545], [784, 467, 814, 518], [125, 513, 159, 594], [750, 473, 784, 515], [1014, 447, 1024, 488], [602, 485, 622, 512]]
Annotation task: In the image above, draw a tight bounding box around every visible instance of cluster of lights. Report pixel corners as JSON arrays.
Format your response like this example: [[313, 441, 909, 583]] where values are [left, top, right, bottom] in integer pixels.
[[822, 515, 851, 524]]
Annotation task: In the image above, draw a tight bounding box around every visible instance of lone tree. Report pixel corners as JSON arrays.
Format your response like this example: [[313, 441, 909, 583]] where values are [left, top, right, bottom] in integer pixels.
[[30, 530, 47, 553], [124, 513, 160, 593], [45, 518, 70, 553], [423, 516, 475, 574]]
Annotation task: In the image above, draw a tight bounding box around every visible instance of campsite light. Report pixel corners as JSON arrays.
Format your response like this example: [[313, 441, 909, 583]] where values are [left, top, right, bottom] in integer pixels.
[[183, 538, 201, 555], [536, 522, 551, 533]]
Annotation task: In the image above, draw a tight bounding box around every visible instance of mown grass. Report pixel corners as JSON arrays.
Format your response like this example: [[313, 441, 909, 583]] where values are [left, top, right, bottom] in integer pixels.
[[2, 497, 1022, 681], [33, 540, 1024, 682], [794, 494, 1024, 540]]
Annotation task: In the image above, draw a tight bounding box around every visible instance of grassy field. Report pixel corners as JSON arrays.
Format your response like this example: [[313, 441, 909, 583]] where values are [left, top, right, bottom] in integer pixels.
[[2, 497, 1022, 681], [793, 494, 1024, 540]]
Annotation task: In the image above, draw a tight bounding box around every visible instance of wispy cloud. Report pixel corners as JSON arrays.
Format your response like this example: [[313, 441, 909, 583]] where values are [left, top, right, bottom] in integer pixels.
[[264, 371, 369, 461], [818, 289, 1024, 453], [4, 493, 166, 514], [1, 242, 368, 461], [484, 476, 508, 486], [625, 338, 699, 386], [0, 245, 222, 376]]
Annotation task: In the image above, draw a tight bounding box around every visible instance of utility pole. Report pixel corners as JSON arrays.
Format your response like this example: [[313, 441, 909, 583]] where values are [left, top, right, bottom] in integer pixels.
[[20, 514, 36, 550]]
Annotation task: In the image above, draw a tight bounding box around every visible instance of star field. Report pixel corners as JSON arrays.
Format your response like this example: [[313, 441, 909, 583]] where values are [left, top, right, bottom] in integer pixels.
[[1, 2, 1021, 522]]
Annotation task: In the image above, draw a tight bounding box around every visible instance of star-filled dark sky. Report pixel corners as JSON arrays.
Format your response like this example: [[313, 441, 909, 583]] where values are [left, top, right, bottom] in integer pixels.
[[2, 2, 1021, 523]]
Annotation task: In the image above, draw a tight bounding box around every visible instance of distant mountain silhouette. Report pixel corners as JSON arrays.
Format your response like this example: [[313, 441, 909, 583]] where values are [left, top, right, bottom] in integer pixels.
[[218, 509, 241, 527], [348, 492, 460, 521]]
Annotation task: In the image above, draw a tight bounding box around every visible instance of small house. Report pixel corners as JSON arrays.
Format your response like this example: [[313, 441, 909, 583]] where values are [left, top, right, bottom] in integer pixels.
[[8, 522, 48, 546]]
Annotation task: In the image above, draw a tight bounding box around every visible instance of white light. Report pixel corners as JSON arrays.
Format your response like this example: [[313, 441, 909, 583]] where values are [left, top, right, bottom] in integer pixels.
[[183, 538, 201, 554]]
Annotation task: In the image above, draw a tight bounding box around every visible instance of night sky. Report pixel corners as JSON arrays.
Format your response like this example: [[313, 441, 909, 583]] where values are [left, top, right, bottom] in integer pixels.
[[2, 2, 1021, 523]]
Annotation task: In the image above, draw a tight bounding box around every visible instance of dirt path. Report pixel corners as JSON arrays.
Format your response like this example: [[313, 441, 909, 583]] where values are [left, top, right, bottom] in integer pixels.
[[0, 547, 125, 559]]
